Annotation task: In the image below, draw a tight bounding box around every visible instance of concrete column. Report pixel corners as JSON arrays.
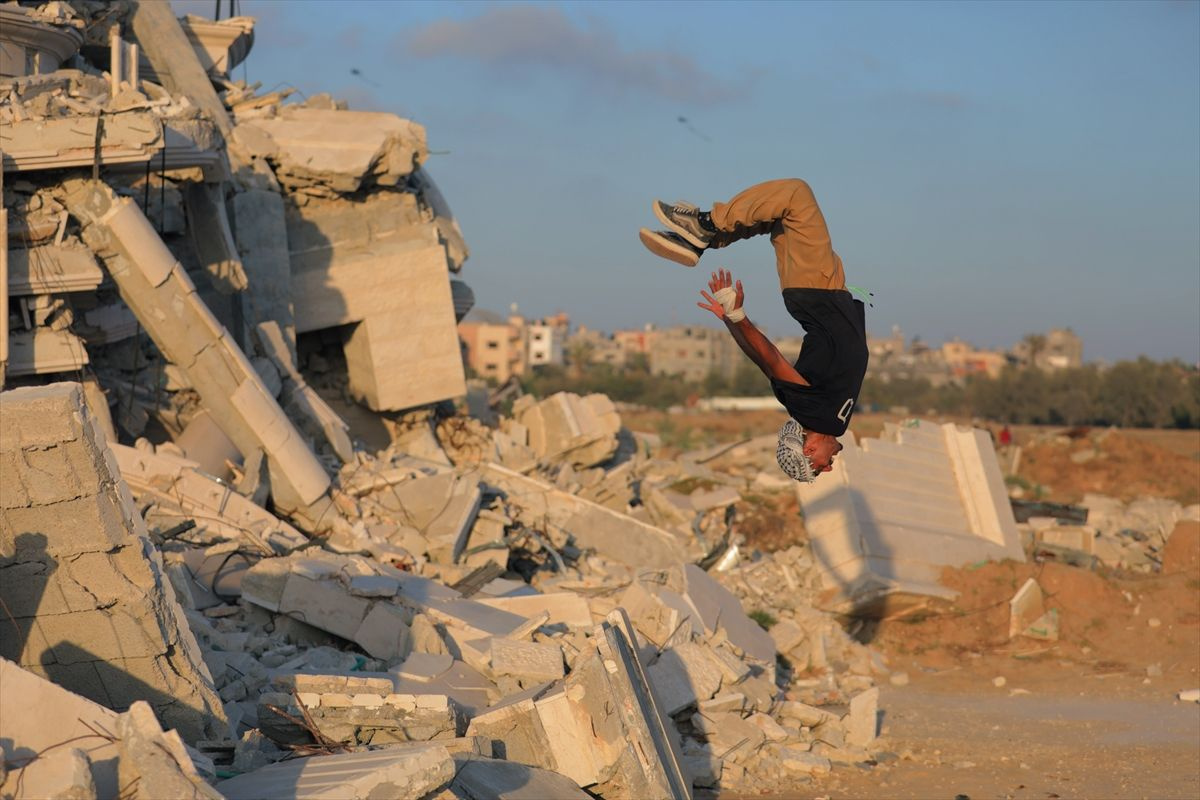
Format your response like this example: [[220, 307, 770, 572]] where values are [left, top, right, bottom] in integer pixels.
[[61, 179, 330, 516]]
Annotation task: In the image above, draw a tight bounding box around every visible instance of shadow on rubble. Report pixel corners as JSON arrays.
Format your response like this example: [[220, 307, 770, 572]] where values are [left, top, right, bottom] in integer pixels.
[[800, 486, 892, 644], [0, 533, 184, 727]]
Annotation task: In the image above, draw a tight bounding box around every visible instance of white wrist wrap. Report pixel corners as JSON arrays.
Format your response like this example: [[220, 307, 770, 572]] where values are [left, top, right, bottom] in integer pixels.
[[714, 287, 745, 322]]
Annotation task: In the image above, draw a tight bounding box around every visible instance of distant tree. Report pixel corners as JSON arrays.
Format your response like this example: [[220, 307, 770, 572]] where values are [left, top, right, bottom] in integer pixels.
[[565, 339, 595, 380], [1021, 333, 1047, 367], [625, 352, 650, 374]]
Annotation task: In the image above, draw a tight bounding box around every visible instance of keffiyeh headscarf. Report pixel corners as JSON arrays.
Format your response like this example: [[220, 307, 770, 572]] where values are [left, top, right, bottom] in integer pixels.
[[776, 419, 816, 483]]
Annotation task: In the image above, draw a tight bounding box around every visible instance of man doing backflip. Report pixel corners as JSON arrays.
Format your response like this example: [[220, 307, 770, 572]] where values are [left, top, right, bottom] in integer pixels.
[[639, 179, 869, 482]]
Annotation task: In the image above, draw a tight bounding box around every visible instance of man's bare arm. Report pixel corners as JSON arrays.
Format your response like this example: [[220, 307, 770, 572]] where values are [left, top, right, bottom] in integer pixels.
[[724, 315, 807, 385], [696, 269, 807, 385]]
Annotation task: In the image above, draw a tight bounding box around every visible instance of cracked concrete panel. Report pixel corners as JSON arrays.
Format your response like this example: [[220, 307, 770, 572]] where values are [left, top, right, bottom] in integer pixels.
[[0, 383, 225, 742], [235, 108, 427, 194], [61, 178, 330, 513]]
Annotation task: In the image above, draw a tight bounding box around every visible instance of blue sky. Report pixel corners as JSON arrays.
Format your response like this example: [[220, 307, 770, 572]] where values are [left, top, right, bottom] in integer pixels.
[[175, 0, 1200, 363]]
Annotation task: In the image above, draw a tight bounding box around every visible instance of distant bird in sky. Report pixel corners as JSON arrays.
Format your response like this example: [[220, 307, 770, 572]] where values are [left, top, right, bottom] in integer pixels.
[[678, 116, 711, 142], [350, 68, 380, 88]]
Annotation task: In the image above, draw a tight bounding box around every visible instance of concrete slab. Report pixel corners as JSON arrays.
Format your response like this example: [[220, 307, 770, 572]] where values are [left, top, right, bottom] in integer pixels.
[[450, 755, 593, 799], [217, 744, 454, 800], [490, 638, 565, 683]]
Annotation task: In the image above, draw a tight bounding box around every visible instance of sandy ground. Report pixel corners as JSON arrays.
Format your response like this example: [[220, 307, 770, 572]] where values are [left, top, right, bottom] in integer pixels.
[[817, 671, 1199, 800]]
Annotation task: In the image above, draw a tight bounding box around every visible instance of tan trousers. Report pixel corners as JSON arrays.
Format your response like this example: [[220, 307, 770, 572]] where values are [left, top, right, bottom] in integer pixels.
[[709, 178, 846, 291]]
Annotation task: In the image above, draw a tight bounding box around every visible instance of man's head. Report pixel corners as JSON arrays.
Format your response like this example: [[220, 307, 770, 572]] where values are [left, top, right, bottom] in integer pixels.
[[776, 419, 844, 482]]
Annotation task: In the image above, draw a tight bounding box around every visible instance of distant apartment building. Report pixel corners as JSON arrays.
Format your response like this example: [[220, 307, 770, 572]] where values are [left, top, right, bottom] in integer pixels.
[[867, 325, 907, 360], [613, 325, 656, 362], [1009, 328, 1083, 370], [568, 325, 625, 368], [649, 325, 738, 382], [526, 321, 565, 368], [941, 338, 1007, 379], [459, 309, 525, 383]]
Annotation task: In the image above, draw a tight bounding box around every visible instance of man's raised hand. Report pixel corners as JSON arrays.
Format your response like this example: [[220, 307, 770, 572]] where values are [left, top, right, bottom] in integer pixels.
[[698, 268, 744, 320]]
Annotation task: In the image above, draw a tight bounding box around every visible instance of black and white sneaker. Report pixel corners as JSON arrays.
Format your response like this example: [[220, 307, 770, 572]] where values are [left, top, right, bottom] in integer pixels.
[[639, 228, 703, 267], [653, 200, 713, 249]]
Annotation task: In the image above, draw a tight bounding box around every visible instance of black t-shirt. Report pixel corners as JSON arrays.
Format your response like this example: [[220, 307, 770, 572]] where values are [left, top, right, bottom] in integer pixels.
[[769, 288, 869, 436]]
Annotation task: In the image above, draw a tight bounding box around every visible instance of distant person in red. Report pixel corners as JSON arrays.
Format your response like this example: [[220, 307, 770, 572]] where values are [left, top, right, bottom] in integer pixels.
[[999, 425, 1013, 446], [639, 179, 869, 482]]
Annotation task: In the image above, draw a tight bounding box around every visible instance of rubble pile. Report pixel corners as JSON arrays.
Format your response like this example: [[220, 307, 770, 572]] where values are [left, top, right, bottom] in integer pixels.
[[2, 377, 893, 798], [2, 3, 895, 798], [1022, 493, 1200, 572]]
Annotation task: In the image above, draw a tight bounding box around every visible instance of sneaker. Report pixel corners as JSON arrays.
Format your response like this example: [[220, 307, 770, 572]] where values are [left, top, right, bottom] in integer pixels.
[[639, 228, 702, 267], [653, 200, 713, 249]]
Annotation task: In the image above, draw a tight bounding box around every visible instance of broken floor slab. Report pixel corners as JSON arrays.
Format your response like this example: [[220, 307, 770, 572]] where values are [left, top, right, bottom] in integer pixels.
[[233, 106, 427, 194], [217, 743, 455, 800], [482, 462, 693, 568], [112, 442, 306, 554], [0, 383, 225, 741], [797, 419, 1023, 616]]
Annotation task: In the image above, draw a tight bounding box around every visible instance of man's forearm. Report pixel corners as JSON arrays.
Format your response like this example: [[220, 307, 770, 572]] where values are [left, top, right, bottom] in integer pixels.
[[724, 316, 807, 384]]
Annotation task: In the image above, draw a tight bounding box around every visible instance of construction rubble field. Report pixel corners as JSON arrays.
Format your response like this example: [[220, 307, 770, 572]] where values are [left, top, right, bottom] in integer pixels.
[[1, 4, 1198, 800]]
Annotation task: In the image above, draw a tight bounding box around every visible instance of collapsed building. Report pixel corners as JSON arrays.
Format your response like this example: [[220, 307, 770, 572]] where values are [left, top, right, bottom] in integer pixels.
[[0, 4, 887, 797], [7, 4, 1194, 800]]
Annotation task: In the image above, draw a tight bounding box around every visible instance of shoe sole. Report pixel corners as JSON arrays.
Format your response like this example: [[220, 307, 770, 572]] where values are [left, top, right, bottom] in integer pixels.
[[653, 201, 709, 249], [639, 228, 699, 267]]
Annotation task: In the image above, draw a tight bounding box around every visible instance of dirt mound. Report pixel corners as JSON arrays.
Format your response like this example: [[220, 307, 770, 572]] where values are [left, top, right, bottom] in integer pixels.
[[1164, 520, 1200, 574], [872, 558, 1200, 683], [1018, 429, 1200, 505]]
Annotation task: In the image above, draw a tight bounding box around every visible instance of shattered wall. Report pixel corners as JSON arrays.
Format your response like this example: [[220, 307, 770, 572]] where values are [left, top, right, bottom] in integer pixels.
[[0, 382, 225, 741]]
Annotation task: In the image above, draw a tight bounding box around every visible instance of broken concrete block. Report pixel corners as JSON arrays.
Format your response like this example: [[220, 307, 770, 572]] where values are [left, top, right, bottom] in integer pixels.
[[259, 680, 462, 747], [465, 690, 555, 768], [0, 658, 120, 798], [476, 592, 593, 630], [747, 712, 790, 743], [450, 755, 593, 800], [217, 744, 455, 800], [297, 242, 466, 412], [690, 710, 764, 762], [115, 702, 218, 800], [779, 748, 832, 776], [1036, 525, 1096, 555], [646, 642, 724, 715], [13, 745, 96, 800], [279, 573, 371, 641], [699, 692, 746, 715], [570, 613, 692, 799], [512, 392, 621, 468], [1009, 578, 1059, 641], [353, 601, 413, 662], [530, 683, 609, 787], [845, 687, 879, 748], [777, 700, 836, 727], [397, 652, 454, 683], [490, 638, 565, 683], [768, 618, 807, 655]]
